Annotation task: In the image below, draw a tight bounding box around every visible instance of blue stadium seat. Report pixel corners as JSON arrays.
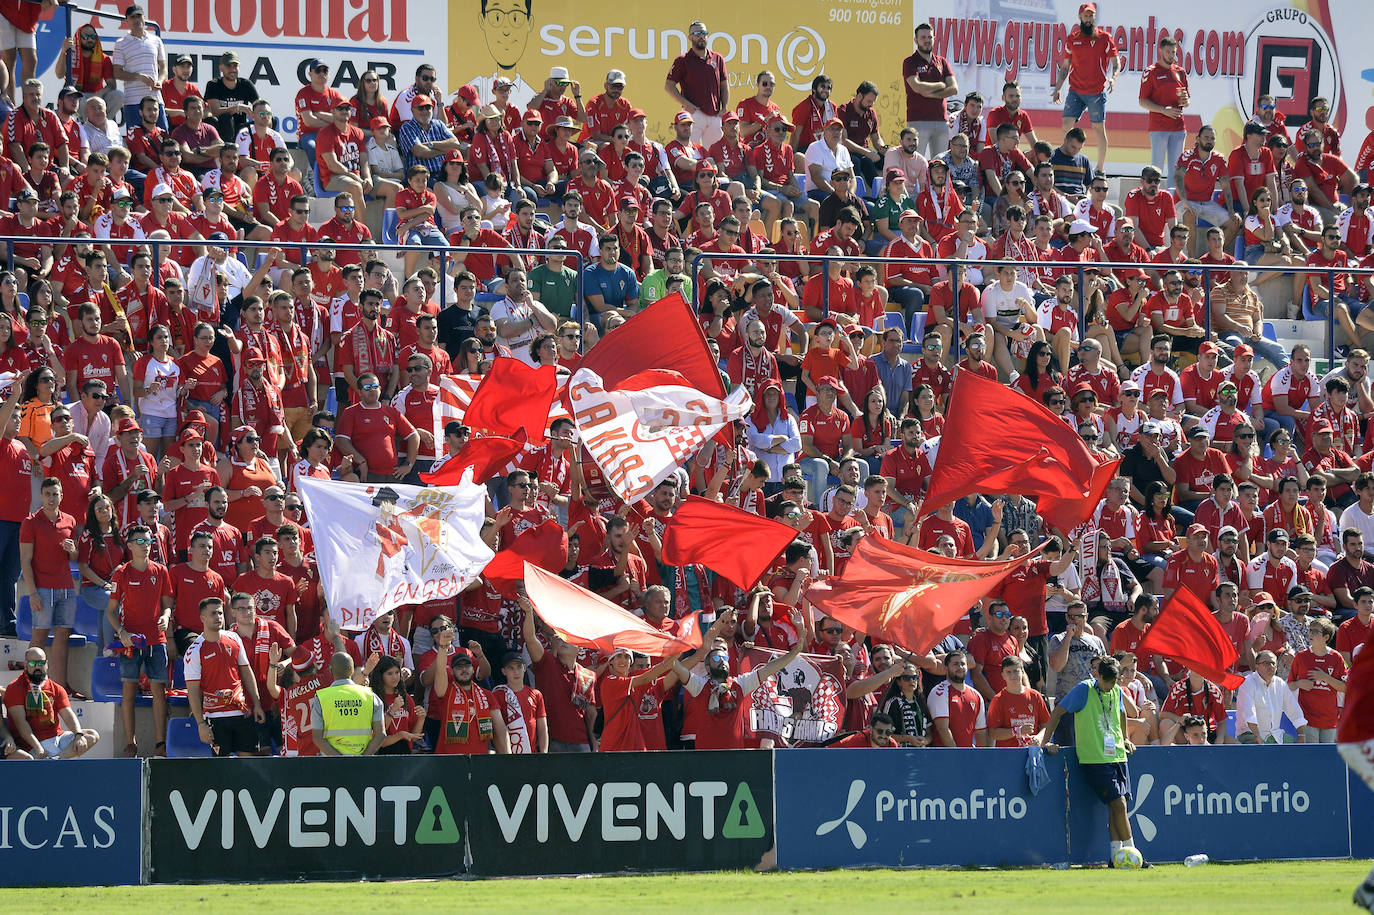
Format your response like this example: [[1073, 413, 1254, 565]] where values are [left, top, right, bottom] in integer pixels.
[[74, 596, 103, 640], [13, 595, 85, 646], [794, 172, 807, 196], [1262, 321, 1277, 342], [381, 208, 399, 246], [166, 717, 213, 758], [882, 312, 905, 335], [91, 657, 143, 704], [171, 656, 186, 690], [312, 164, 340, 200], [909, 312, 928, 343], [1301, 289, 1322, 322]]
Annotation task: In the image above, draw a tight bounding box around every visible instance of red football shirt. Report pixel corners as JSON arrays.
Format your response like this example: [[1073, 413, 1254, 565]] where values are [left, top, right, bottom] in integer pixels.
[[111, 560, 173, 644]]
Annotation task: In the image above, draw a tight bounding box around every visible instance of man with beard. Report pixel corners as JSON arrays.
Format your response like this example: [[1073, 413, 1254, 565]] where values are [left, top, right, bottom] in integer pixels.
[[673, 615, 808, 750], [433, 646, 511, 755], [1052, 3, 1122, 178], [235, 538, 297, 639], [337, 289, 398, 408], [189, 486, 246, 582], [335, 372, 419, 484], [829, 711, 901, 748], [3, 647, 99, 759], [1047, 600, 1109, 744], [928, 649, 989, 747], [1175, 125, 1240, 255]]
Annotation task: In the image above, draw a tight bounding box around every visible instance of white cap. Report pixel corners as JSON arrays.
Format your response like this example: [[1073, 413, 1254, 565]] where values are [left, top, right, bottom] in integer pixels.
[[606, 69, 627, 85], [549, 66, 570, 80], [150, 182, 175, 200], [1068, 219, 1097, 235]]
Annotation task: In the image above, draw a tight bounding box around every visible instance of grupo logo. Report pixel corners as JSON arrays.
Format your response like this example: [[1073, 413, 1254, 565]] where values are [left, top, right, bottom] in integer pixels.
[[1126, 773, 1311, 844], [816, 778, 1030, 851], [1235, 8, 1340, 129]]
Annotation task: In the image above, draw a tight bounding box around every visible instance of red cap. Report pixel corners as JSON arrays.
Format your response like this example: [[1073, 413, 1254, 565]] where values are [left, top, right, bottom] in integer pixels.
[[815, 317, 839, 333], [885, 167, 906, 182], [178, 426, 204, 445], [456, 84, 479, 104], [674, 110, 694, 124], [824, 117, 844, 129], [1079, 2, 1097, 15], [695, 161, 717, 174], [1233, 343, 1254, 358], [411, 94, 434, 109], [522, 110, 543, 124], [183, 409, 207, 426], [766, 114, 793, 128], [1198, 340, 1219, 355], [290, 648, 314, 672], [721, 110, 740, 123], [230, 425, 257, 445], [444, 148, 466, 164], [1311, 420, 1335, 435], [628, 108, 647, 120], [898, 209, 921, 221], [369, 116, 388, 130], [618, 196, 641, 210], [1186, 522, 1209, 538], [1117, 267, 1147, 280], [113, 417, 141, 435], [816, 375, 841, 390], [1252, 590, 1276, 607]]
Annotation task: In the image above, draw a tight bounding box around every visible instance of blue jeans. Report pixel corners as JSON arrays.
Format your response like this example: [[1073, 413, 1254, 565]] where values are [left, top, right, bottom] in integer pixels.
[[889, 286, 926, 322], [1150, 131, 1186, 190], [0, 519, 19, 634], [800, 457, 832, 505], [1218, 332, 1289, 370], [1064, 90, 1107, 124], [34, 587, 77, 630], [299, 131, 318, 170]]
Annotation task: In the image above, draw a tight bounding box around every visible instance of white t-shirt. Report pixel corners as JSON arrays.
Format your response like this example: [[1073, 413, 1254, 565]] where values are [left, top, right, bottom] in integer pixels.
[[980, 281, 1034, 329], [1340, 503, 1374, 547], [802, 140, 853, 185], [133, 353, 181, 418], [489, 295, 540, 365], [112, 33, 165, 105]]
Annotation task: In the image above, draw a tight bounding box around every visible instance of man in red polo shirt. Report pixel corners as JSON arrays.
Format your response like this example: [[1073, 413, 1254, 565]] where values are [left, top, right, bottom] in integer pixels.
[[1162, 523, 1220, 604], [1292, 127, 1356, 223], [335, 372, 419, 483], [879, 417, 926, 529], [1124, 166, 1177, 251], [1137, 35, 1189, 189]]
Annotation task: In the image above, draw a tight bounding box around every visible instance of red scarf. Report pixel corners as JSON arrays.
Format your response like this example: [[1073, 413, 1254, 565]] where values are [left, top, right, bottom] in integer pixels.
[[443, 681, 494, 745], [362, 625, 405, 661], [349, 320, 394, 380]]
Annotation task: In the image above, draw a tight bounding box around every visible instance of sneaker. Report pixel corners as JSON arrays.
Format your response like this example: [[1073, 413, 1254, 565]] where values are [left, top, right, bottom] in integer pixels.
[[1354, 881, 1374, 913]]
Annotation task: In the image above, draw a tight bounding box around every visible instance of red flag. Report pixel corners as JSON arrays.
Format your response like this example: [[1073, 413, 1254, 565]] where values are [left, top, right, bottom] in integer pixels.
[[573, 293, 726, 399], [420, 429, 528, 486], [1037, 458, 1121, 535], [805, 534, 1037, 654], [1136, 588, 1245, 690], [661, 495, 798, 591], [482, 519, 568, 598], [923, 371, 1118, 533], [523, 563, 703, 655], [462, 360, 559, 442]]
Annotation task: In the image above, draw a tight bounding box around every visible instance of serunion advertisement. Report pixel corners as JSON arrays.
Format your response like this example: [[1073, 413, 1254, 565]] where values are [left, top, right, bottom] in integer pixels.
[[775, 747, 1069, 869]]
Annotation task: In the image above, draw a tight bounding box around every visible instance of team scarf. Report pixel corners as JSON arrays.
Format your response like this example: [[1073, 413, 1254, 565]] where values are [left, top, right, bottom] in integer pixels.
[[444, 680, 494, 741], [706, 676, 744, 716], [361, 625, 405, 662], [348, 320, 394, 380], [241, 618, 274, 678], [494, 684, 532, 754], [1081, 532, 1126, 611]]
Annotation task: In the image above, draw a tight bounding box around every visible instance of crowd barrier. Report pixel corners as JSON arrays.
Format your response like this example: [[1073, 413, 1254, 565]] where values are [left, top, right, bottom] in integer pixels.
[[2, 746, 1370, 886]]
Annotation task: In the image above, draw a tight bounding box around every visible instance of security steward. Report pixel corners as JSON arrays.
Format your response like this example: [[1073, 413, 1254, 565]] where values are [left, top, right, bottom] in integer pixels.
[[311, 652, 386, 755]]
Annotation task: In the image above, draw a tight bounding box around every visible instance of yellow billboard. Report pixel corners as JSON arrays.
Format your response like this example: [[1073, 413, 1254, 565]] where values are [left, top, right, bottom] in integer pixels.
[[452, 0, 912, 144]]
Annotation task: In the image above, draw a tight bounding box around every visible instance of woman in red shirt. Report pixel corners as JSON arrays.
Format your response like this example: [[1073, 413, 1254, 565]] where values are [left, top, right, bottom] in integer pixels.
[[910, 384, 945, 438], [349, 70, 389, 130], [369, 654, 422, 754], [1013, 341, 1063, 400], [76, 494, 126, 649], [847, 385, 895, 476], [176, 321, 229, 447], [1135, 481, 1178, 586]]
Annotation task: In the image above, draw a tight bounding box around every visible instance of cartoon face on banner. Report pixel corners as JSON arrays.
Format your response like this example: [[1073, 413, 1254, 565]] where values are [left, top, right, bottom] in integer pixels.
[[746, 649, 845, 744]]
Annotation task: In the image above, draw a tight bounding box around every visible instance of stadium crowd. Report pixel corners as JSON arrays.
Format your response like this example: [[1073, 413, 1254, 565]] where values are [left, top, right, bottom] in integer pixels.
[[4, 3, 1374, 764]]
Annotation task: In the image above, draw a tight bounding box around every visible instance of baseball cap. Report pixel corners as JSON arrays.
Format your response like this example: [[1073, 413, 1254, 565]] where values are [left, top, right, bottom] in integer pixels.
[[206, 231, 230, 241], [1218, 525, 1239, 540], [457, 84, 480, 104], [369, 116, 389, 130], [523, 110, 543, 124], [1233, 343, 1254, 358], [898, 209, 921, 222], [16, 187, 37, 202], [1117, 267, 1147, 281], [816, 375, 840, 390], [172, 53, 192, 66], [1198, 340, 1219, 355], [928, 158, 949, 172], [1252, 590, 1276, 608], [815, 318, 839, 333], [493, 76, 515, 90], [1267, 528, 1290, 542], [1139, 420, 1162, 435], [183, 410, 207, 426], [605, 69, 627, 86], [150, 182, 175, 200], [410, 94, 433, 109], [629, 108, 648, 120], [307, 58, 329, 72], [618, 196, 641, 211], [245, 352, 268, 367], [1147, 388, 1169, 400], [444, 148, 466, 164], [332, 97, 351, 110], [1217, 380, 1238, 394], [58, 85, 82, 99], [766, 114, 793, 129], [220, 51, 239, 65], [1068, 218, 1096, 235], [607, 647, 633, 662], [696, 161, 718, 175], [1116, 216, 1135, 230], [831, 167, 852, 179], [1079, 2, 1097, 14], [113, 417, 142, 435], [202, 187, 224, 200], [230, 425, 258, 445], [1287, 585, 1313, 600], [824, 117, 844, 129], [722, 111, 740, 124], [178, 426, 204, 444], [1187, 425, 1209, 438], [1311, 420, 1334, 435], [111, 187, 132, 202], [124, 3, 144, 16], [885, 167, 906, 182], [1186, 523, 1208, 538], [674, 110, 694, 124], [1120, 379, 1141, 393]]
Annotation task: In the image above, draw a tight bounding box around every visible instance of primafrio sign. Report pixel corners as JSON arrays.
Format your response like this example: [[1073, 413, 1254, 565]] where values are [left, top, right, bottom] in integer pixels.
[[467, 751, 774, 875]]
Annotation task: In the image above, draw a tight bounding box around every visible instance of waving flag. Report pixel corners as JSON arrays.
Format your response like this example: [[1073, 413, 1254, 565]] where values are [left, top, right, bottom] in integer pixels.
[[923, 371, 1120, 533], [523, 563, 703, 655], [296, 477, 493, 630], [1137, 588, 1246, 690], [435, 373, 571, 440], [806, 534, 1038, 654], [569, 367, 752, 504], [482, 519, 569, 598], [574, 292, 727, 399], [462, 360, 559, 442], [662, 495, 798, 591], [421, 429, 528, 486]]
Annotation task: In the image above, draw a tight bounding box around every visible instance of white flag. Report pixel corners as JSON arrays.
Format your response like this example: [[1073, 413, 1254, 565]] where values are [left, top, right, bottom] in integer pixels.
[[296, 476, 493, 630], [568, 367, 752, 504]]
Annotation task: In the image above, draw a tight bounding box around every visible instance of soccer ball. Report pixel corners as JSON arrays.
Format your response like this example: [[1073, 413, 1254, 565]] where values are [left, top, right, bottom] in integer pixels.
[[1112, 846, 1144, 869]]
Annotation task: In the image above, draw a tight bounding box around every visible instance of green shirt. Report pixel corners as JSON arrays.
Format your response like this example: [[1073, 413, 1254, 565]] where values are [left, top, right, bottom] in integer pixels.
[[1069, 679, 1127, 764], [527, 263, 578, 319], [870, 193, 919, 233], [641, 269, 691, 306]]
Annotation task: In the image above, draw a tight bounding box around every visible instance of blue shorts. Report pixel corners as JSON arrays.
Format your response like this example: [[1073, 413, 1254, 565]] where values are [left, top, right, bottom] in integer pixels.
[[140, 413, 178, 437], [1243, 243, 1266, 263], [185, 398, 222, 421], [758, 188, 791, 206], [34, 587, 77, 629], [406, 225, 447, 248], [119, 642, 169, 684], [1082, 760, 1132, 804], [806, 188, 830, 203], [1064, 90, 1107, 124], [1311, 292, 1364, 319]]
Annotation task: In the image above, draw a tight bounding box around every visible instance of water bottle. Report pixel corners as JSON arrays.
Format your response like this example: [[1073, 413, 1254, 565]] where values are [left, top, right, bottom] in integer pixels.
[[1184, 854, 1209, 867]]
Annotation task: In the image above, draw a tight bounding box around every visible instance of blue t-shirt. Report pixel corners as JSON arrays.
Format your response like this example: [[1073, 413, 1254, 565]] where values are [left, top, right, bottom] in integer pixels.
[[1050, 147, 1092, 196], [1059, 679, 1095, 714], [583, 262, 640, 311]]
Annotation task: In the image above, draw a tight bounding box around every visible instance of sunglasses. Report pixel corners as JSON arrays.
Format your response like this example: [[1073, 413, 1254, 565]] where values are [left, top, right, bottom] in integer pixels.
[[430, 623, 453, 633], [899, 674, 918, 681], [511, 481, 533, 489], [25, 659, 46, 667], [265, 493, 285, 502], [872, 728, 895, 738], [285, 505, 303, 513], [128, 537, 153, 545], [360, 383, 379, 391], [339, 205, 355, 212], [992, 610, 1012, 618]]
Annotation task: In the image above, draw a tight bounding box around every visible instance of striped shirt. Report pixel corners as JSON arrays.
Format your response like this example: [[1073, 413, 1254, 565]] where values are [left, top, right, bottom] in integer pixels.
[[112, 33, 165, 105], [397, 118, 455, 174]]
